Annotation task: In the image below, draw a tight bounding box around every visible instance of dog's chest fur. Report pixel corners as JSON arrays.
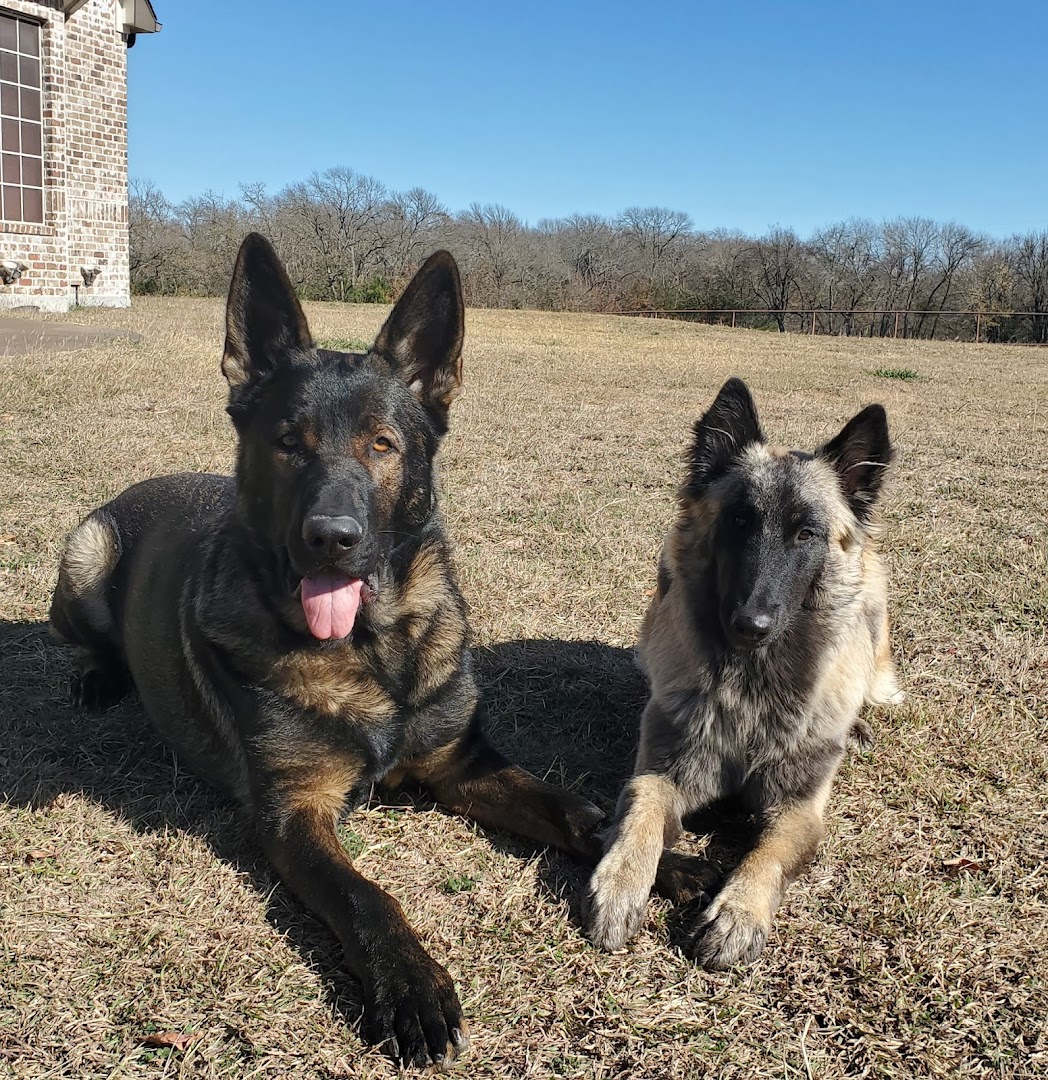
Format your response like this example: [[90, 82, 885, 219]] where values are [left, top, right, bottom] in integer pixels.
[[668, 665, 845, 806], [256, 540, 473, 780], [639, 585, 866, 808]]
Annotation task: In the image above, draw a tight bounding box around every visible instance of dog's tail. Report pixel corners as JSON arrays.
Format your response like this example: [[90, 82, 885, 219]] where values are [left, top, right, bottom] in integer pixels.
[[49, 511, 120, 646]]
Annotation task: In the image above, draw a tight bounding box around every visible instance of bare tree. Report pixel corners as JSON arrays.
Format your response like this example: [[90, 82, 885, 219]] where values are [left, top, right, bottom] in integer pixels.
[[380, 188, 449, 278], [616, 206, 693, 301], [880, 217, 938, 336], [127, 168, 1048, 344], [269, 167, 388, 300], [921, 222, 985, 337], [968, 246, 1017, 343], [128, 178, 189, 294], [749, 227, 803, 331], [1011, 230, 1048, 343], [456, 203, 525, 307], [177, 191, 248, 295], [697, 230, 756, 315], [545, 213, 627, 309], [807, 219, 879, 335]]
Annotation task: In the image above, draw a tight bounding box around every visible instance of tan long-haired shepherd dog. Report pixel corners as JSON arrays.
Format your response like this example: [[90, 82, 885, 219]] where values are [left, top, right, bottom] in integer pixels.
[[584, 377, 904, 969]]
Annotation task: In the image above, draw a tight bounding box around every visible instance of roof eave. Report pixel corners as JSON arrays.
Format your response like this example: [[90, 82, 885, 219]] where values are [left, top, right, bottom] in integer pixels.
[[63, 1, 161, 34], [121, 0, 161, 35]]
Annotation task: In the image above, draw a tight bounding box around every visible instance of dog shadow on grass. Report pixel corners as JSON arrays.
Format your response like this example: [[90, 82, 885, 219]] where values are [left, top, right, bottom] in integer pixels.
[[0, 620, 753, 1028], [470, 638, 759, 947], [0, 618, 369, 1031]]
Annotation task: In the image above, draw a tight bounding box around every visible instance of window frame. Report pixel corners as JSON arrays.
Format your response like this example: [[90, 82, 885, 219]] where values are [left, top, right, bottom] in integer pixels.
[[0, 9, 44, 227]]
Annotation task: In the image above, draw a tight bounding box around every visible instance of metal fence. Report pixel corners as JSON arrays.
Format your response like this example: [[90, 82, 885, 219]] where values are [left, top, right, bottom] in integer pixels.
[[608, 307, 1048, 344]]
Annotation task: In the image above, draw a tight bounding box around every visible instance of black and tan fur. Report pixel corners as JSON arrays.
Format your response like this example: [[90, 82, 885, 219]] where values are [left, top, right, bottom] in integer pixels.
[[49, 234, 605, 1068], [584, 377, 903, 968]]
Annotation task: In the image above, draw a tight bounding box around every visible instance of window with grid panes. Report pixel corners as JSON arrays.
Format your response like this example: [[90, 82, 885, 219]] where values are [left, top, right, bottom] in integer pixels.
[[0, 13, 42, 224]]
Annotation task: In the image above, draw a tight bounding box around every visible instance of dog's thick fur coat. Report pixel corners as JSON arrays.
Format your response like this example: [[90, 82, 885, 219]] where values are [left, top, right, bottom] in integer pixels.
[[585, 377, 902, 967], [50, 234, 604, 1068]]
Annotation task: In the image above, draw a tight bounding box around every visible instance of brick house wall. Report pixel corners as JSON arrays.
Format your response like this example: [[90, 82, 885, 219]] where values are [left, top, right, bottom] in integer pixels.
[[0, 0, 139, 311]]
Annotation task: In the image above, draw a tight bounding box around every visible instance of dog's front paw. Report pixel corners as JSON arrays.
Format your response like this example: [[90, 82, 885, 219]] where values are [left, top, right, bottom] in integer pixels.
[[583, 855, 651, 952], [686, 889, 770, 970], [361, 951, 468, 1069], [562, 797, 607, 861]]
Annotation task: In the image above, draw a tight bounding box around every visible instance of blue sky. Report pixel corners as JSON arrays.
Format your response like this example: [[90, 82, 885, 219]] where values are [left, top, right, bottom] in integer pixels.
[[128, 0, 1047, 237]]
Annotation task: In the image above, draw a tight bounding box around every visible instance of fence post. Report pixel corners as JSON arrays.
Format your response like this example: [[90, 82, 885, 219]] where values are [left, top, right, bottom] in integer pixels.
[[893, 312, 900, 339], [731, 310, 736, 329], [810, 310, 817, 335], [975, 312, 981, 344]]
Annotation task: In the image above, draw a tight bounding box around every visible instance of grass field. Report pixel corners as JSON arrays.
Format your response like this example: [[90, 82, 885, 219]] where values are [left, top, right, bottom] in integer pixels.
[[1, 298, 1046, 1079]]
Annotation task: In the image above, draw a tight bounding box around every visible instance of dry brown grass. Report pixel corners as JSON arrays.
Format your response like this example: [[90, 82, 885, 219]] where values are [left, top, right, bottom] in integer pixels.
[[1, 298, 1046, 1078]]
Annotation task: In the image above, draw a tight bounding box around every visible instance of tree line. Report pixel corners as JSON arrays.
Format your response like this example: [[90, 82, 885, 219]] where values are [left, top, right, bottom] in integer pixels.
[[130, 167, 1048, 343]]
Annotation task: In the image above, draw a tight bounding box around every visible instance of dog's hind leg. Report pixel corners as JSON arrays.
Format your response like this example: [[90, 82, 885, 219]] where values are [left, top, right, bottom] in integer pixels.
[[583, 772, 688, 951], [687, 777, 831, 970], [65, 648, 132, 710], [49, 513, 130, 709], [403, 724, 607, 863]]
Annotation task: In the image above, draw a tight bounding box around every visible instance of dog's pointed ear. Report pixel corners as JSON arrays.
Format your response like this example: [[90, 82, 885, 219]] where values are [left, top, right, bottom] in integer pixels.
[[372, 251, 464, 415], [817, 404, 893, 521], [222, 233, 313, 387], [686, 377, 764, 492]]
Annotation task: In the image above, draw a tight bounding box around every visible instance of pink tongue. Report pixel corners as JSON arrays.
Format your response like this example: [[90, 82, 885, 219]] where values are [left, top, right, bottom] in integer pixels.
[[300, 574, 363, 640]]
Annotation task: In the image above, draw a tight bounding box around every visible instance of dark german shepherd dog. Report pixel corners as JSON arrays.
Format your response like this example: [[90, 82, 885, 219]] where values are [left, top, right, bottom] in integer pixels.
[[585, 377, 903, 969], [49, 234, 604, 1068]]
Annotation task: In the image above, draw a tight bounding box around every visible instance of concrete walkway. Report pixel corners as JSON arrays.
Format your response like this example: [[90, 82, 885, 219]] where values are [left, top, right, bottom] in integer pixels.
[[0, 316, 141, 356]]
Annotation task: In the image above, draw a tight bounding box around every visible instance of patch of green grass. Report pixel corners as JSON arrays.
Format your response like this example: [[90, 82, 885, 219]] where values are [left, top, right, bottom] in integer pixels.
[[336, 826, 366, 860], [317, 336, 370, 353], [442, 873, 477, 894], [871, 366, 920, 380]]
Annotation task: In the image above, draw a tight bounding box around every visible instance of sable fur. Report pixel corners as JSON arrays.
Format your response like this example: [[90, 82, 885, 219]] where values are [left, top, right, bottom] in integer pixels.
[[50, 233, 604, 1068]]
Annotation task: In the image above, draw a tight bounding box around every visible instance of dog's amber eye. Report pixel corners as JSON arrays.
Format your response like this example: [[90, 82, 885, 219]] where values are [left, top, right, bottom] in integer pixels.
[[279, 432, 299, 450], [796, 527, 815, 542], [372, 436, 394, 454]]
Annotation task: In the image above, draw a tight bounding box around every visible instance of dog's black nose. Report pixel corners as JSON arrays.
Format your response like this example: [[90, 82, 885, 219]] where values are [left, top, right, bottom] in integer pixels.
[[731, 609, 774, 642], [302, 514, 363, 556]]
